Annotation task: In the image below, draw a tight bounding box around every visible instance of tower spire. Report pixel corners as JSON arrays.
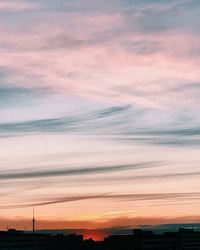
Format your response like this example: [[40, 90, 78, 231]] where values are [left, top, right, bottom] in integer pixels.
[[32, 207, 35, 234]]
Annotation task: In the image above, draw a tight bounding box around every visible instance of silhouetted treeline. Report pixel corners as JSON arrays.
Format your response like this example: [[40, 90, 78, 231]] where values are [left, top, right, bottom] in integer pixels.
[[1, 228, 200, 249]]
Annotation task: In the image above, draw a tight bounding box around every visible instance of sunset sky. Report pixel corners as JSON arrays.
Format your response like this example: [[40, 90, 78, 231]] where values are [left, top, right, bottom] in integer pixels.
[[1, 0, 200, 230]]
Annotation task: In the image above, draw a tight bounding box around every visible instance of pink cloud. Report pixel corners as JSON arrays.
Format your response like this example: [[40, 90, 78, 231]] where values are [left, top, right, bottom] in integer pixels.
[[0, 1, 35, 11], [0, 12, 200, 109]]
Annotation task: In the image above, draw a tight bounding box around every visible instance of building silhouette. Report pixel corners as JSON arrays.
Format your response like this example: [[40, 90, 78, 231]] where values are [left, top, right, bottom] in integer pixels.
[[1, 227, 200, 249]]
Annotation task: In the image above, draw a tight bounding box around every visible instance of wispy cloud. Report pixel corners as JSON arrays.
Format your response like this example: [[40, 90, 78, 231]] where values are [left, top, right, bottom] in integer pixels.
[[1, 104, 200, 146], [1, 192, 200, 209], [0, 161, 158, 180], [1, 1, 200, 108], [0, 1, 35, 12]]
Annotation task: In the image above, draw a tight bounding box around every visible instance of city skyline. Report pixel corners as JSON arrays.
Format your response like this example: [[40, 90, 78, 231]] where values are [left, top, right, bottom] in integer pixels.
[[1, 0, 200, 230]]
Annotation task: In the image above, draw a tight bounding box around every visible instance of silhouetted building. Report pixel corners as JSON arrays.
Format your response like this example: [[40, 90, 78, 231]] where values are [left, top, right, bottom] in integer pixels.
[[49, 234, 83, 250], [0, 229, 48, 249], [1, 227, 200, 249], [104, 228, 200, 250]]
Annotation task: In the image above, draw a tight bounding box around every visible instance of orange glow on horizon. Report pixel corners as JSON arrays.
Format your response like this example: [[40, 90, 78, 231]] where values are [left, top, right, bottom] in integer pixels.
[[83, 230, 107, 241]]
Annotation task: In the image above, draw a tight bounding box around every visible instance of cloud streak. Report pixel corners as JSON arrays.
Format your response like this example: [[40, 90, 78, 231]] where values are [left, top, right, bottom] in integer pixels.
[[1, 104, 200, 146], [0, 161, 159, 180], [1, 192, 200, 209], [0, 1, 35, 11]]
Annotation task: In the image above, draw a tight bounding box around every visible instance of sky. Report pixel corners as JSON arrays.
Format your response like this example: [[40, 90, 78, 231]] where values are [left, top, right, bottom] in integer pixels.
[[1, 0, 200, 231]]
